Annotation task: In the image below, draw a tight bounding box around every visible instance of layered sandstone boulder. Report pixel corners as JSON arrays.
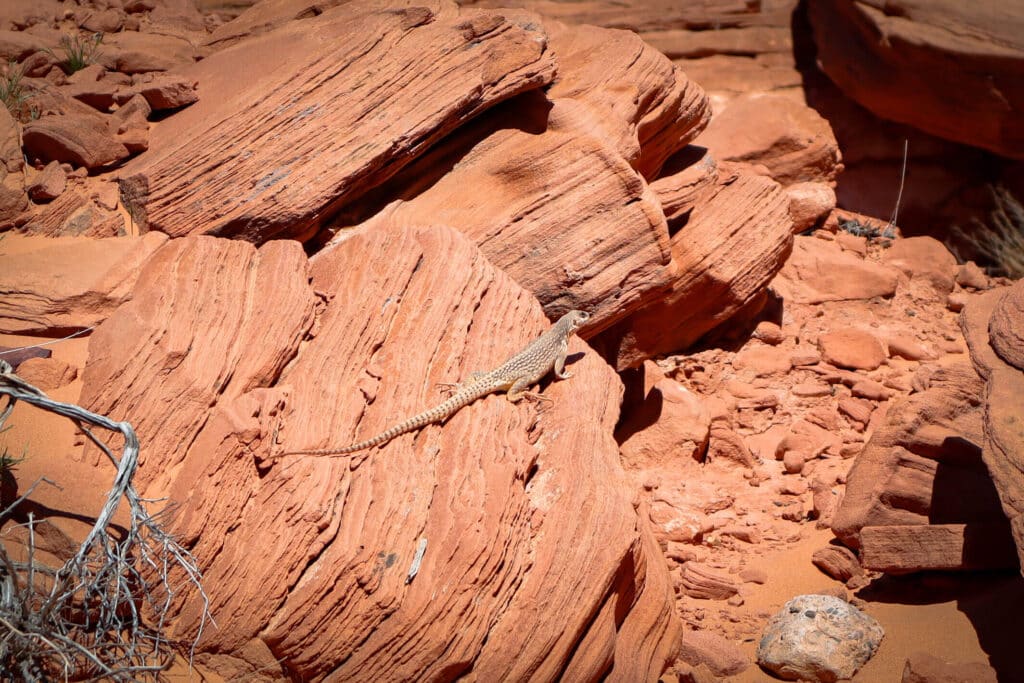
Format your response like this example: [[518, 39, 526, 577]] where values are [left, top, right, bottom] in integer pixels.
[[118, 0, 560, 242], [76, 223, 682, 680], [962, 282, 1024, 574], [806, 0, 1024, 159], [831, 359, 1019, 572]]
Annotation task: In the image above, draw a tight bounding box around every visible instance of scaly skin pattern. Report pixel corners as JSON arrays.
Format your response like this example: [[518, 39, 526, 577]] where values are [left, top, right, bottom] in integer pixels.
[[277, 309, 590, 457]]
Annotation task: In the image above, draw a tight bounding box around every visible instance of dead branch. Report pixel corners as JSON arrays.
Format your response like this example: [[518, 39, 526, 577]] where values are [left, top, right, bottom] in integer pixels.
[[0, 360, 211, 681]]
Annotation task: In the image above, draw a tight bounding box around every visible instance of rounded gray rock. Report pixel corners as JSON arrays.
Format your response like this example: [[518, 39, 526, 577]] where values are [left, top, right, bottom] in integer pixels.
[[756, 594, 883, 682]]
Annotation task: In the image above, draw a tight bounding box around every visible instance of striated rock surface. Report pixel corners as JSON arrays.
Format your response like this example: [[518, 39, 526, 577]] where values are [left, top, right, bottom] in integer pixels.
[[118, 0, 559, 242], [78, 236, 317, 493], [807, 0, 1024, 159], [962, 283, 1024, 573], [600, 169, 793, 369], [0, 232, 168, 334], [695, 93, 843, 185], [344, 93, 676, 332], [78, 221, 681, 680], [330, 19, 709, 332], [542, 20, 710, 178], [831, 360, 1018, 571], [860, 523, 1019, 573], [22, 114, 129, 169]]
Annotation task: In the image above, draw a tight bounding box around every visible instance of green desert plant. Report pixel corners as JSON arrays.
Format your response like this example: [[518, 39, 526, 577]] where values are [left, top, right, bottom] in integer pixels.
[[0, 62, 28, 117], [48, 32, 104, 74], [951, 184, 1024, 279]]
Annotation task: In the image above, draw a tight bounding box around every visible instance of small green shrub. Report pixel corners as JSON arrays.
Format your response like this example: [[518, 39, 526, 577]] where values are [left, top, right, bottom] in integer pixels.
[[0, 62, 28, 117], [49, 32, 104, 74]]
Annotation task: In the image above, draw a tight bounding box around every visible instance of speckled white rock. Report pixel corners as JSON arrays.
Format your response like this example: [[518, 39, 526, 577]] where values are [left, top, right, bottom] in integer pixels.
[[756, 594, 883, 682]]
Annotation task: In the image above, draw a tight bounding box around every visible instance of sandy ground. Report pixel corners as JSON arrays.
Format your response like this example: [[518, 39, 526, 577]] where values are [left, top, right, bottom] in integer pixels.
[[2, 331, 1020, 680], [728, 528, 1023, 681]]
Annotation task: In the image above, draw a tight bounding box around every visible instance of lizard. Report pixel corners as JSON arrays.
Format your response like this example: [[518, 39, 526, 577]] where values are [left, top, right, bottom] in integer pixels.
[[275, 309, 590, 458]]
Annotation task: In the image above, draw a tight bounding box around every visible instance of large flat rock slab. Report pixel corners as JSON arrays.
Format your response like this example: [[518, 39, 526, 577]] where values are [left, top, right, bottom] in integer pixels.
[[831, 359, 1018, 572], [807, 0, 1024, 159], [118, 0, 557, 242], [0, 232, 167, 334]]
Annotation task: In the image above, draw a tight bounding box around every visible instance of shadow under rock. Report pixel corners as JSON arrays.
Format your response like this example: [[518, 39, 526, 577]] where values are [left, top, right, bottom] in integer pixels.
[[857, 570, 1024, 682]]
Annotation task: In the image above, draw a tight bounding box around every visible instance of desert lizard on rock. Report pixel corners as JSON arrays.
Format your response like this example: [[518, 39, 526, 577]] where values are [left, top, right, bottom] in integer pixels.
[[276, 309, 590, 457]]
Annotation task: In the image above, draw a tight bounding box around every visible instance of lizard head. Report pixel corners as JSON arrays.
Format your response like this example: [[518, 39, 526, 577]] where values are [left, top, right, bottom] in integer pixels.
[[561, 309, 590, 335]]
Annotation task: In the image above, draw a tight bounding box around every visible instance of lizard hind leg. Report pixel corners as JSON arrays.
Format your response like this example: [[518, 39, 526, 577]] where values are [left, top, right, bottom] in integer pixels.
[[506, 377, 551, 405]]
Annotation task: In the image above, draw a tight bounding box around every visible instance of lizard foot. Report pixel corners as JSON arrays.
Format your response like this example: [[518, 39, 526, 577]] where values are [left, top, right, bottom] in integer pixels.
[[435, 382, 460, 397]]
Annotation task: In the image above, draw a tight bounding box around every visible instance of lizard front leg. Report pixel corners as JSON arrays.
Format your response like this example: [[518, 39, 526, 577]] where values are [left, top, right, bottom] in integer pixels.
[[553, 346, 572, 379]]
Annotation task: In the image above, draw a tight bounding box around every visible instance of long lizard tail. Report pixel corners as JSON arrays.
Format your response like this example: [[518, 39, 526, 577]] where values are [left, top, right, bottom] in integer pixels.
[[275, 381, 494, 458]]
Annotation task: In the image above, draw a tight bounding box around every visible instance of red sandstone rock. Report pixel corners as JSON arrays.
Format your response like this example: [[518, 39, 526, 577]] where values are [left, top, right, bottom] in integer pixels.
[[22, 113, 129, 169], [831, 362, 1014, 570], [336, 19, 710, 332], [601, 171, 793, 368], [818, 329, 886, 370], [787, 181, 836, 233], [860, 524, 1019, 572], [14, 356, 77, 390], [119, 0, 558, 242], [885, 333, 937, 361], [0, 1, 61, 31], [650, 147, 718, 223], [772, 236, 898, 304], [955, 261, 989, 290], [962, 284, 1024, 573], [348, 94, 676, 331], [988, 281, 1024, 371], [807, 0, 1024, 159], [79, 7, 125, 33], [26, 160, 65, 201], [79, 222, 681, 679], [753, 320, 785, 345], [100, 30, 197, 73], [707, 427, 757, 469], [0, 101, 22, 175], [130, 71, 198, 110], [838, 397, 873, 427], [733, 343, 793, 377], [618, 377, 711, 466], [811, 545, 861, 583], [79, 236, 316, 493], [543, 21, 710, 178], [0, 232, 168, 333], [902, 651, 998, 683], [695, 92, 842, 185], [680, 562, 739, 600], [882, 236, 958, 298], [109, 92, 152, 152], [677, 630, 749, 677]]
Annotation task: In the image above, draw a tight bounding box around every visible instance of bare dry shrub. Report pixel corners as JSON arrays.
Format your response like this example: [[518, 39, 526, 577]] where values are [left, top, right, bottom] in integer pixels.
[[0, 360, 210, 681], [951, 184, 1024, 279]]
